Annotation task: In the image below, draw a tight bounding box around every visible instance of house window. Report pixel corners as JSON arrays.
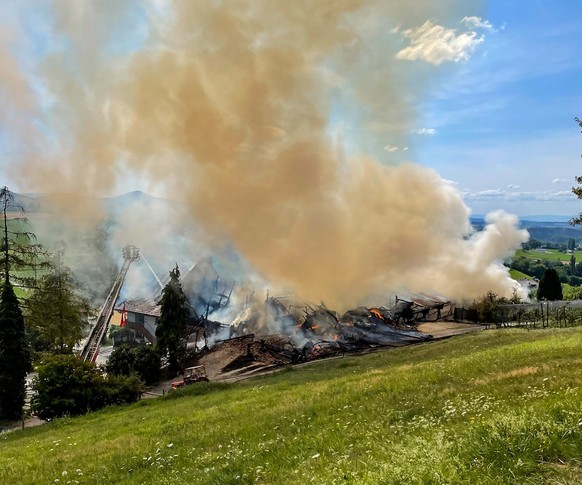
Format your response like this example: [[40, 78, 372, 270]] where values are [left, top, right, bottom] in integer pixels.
[[135, 313, 144, 325]]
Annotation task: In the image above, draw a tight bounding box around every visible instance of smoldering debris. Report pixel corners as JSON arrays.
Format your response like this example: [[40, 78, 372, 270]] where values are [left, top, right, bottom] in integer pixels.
[[186, 285, 441, 380], [117, 254, 473, 380]]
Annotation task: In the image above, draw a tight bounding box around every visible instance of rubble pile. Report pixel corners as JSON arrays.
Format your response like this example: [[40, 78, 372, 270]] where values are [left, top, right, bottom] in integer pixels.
[[195, 334, 295, 380], [123, 258, 458, 380], [193, 293, 450, 379]]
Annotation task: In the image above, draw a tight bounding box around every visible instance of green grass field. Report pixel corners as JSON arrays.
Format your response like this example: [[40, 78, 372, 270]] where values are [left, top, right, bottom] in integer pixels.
[[2, 328, 582, 484], [509, 268, 531, 280], [516, 248, 582, 262]]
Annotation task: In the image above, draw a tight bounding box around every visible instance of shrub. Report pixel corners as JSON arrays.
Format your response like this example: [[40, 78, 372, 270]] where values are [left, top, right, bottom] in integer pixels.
[[32, 354, 142, 420]]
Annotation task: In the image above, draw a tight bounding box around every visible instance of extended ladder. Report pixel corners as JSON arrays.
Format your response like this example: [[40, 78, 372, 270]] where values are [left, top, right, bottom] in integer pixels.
[[80, 245, 140, 362]]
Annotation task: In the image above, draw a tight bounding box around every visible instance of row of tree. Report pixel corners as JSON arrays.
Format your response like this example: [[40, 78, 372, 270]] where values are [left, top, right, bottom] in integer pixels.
[[0, 185, 198, 421], [0, 187, 166, 422], [0, 187, 35, 420], [0, 187, 99, 421]]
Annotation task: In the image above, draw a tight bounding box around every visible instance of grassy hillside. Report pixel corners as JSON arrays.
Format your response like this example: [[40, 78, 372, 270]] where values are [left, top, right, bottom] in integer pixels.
[[2, 328, 582, 484]]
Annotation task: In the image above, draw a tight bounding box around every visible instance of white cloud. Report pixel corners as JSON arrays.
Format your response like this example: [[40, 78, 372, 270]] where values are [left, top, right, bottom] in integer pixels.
[[463, 188, 575, 202], [415, 128, 436, 135], [396, 21, 484, 65], [383, 145, 408, 152], [507, 184, 520, 189], [552, 177, 568, 184], [461, 16, 494, 31]]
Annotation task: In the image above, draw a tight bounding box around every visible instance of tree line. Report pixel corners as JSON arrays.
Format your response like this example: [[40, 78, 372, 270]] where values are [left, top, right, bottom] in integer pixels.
[[0, 186, 192, 423]]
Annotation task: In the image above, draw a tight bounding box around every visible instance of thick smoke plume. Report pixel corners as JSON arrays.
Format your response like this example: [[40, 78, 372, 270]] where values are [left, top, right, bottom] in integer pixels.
[[5, 0, 528, 307]]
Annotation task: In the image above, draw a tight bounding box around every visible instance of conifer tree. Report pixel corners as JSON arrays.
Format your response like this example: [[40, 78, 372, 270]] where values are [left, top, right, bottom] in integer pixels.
[[0, 187, 33, 421], [0, 187, 49, 290], [156, 265, 188, 374], [0, 281, 30, 421], [537, 268, 563, 301]]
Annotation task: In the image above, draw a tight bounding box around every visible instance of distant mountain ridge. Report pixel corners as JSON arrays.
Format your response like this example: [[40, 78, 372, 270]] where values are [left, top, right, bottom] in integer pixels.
[[470, 215, 582, 244], [471, 215, 574, 223], [5, 192, 41, 212], [7, 190, 171, 213]]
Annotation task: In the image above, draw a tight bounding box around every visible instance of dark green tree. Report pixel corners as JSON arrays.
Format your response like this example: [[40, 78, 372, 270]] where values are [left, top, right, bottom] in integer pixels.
[[106, 344, 135, 377], [568, 238, 576, 251], [156, 265, 188, 374], [570, 254, 576, 273], [537, 268, 563, 301], [25, 243, 92, 354], [107, 344, 160, 385], [0, 281, 30, 421], [133, 345, 161, 384]]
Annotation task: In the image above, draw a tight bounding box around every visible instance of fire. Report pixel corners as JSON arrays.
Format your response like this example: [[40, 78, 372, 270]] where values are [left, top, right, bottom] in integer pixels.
[[370, 309, 383, 320]]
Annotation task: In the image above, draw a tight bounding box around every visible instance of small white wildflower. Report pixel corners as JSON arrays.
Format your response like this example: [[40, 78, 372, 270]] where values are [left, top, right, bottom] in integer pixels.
[[62, 471, 67, 476], [311, 453, 320, 459], [167, 443, 174, 448]]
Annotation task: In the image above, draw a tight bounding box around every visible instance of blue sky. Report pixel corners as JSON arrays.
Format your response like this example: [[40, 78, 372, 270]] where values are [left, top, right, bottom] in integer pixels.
[[412, 1, 582, 216], [1, 1, 581, 217]]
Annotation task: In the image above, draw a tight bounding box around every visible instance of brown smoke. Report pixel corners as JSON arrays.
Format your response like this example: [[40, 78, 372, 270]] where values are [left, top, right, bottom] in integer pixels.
[[8, 0, 527, 308]]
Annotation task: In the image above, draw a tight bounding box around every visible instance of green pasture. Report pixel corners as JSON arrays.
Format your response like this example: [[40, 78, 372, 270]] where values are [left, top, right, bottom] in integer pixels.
[[508, 269, 531, 280], [516, 248, 582, 262], [2, 328, 582, 484]]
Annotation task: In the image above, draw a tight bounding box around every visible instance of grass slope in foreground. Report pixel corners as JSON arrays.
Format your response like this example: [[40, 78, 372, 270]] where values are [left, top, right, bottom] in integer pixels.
[[2, 328, 582, 484]]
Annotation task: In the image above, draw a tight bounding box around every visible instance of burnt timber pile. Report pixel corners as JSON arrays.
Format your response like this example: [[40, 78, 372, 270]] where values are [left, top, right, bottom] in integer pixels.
[[192, 295, 452, 381], [108, 254, 458, 380], [196, 334, 296, 380]]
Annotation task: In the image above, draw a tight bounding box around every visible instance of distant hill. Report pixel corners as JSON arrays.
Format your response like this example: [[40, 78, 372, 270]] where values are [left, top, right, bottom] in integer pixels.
[[100, 191, 175, 213], [520, 215, 573, 223], [5, 192, 41, 212], [471, 215, 574, 224], [8, 190, 175, 215], [470, 216, 582, 244]]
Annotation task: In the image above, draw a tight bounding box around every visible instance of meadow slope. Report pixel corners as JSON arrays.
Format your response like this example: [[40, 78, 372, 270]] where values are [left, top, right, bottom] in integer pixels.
[[2, 328, 582, 484]]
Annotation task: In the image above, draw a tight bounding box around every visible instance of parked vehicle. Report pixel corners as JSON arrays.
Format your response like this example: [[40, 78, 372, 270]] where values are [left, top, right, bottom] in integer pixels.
[[171, 365, 209, 389]]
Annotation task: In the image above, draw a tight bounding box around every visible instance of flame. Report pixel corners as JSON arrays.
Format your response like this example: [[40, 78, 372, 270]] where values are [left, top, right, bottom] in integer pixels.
[[370, 309, 383, 320]]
